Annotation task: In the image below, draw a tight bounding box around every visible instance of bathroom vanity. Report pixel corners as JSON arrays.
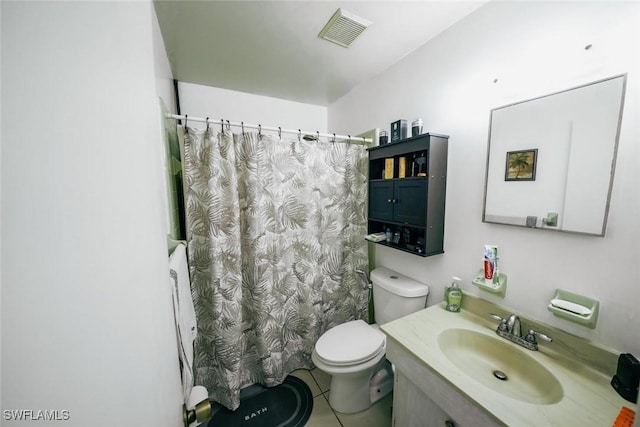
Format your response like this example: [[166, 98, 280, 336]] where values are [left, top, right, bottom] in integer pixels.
[[380, 294, 632, 426]]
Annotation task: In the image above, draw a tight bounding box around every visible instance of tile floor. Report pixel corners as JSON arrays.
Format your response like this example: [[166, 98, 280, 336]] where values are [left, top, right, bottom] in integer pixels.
[[291, 368, 393, 427]]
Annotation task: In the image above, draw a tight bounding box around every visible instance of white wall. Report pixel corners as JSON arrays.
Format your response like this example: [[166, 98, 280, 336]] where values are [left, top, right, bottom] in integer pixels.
[[1, 2, 183, 425], [330, 1, 640, 355], [150, 3, 181, 240], [152, 3, 176, 115], [178, 82, 327, 134], [0, 0, 3, 414]]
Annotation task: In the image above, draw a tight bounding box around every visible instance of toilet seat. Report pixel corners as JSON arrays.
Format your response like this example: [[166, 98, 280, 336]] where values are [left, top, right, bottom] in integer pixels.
[[314, 320, 385, 366]]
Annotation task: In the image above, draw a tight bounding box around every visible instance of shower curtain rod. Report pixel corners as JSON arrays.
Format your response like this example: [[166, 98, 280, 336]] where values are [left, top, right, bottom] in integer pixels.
[[166, 114, 372, 144]]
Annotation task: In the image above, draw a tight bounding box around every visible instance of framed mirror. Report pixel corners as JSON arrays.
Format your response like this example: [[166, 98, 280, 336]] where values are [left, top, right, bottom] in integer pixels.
[[482, 74, 627, 236]]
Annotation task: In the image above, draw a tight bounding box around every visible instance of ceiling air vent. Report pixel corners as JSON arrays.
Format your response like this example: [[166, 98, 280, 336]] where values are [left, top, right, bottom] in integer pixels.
[[318, 8, 371, 48]]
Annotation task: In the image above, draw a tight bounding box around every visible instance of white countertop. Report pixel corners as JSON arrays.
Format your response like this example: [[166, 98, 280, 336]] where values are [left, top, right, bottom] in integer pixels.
[[380, 301, 634, 426]]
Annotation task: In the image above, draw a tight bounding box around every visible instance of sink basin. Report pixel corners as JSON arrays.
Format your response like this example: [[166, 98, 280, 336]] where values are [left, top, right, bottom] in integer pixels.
[[438, 328, 563, 405]]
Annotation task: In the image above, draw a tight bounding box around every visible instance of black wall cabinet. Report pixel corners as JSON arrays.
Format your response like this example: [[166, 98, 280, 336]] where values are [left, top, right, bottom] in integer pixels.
[[367, 133, 448, 257]]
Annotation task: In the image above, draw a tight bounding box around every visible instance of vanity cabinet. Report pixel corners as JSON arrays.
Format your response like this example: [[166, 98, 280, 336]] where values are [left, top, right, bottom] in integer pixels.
[[386, 337, 499, 427], [368, 134, 448, 257], [382, 298, 629, 427]]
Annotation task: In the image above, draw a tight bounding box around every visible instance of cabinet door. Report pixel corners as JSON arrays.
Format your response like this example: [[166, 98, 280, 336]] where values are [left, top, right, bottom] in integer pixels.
[[394, 180, 426, 226], [394, 372, 457, 427], [369, 181, 394, 221]]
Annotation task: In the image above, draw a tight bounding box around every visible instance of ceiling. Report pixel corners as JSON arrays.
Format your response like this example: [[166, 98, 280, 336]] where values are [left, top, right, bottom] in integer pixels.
[[154, 1, 488, 106]]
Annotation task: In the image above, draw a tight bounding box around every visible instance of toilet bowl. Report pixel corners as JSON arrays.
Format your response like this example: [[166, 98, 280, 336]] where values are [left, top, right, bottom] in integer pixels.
[[312, 267, 428, 414], [311, 320, 391, 413]]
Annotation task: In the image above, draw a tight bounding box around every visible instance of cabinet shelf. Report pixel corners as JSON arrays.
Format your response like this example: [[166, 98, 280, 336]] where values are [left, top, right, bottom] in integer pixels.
[[367, 240, 435, 257], [369, 218, 426, 230], [367, 134, 448, 257], [370, 176, 427, 182]]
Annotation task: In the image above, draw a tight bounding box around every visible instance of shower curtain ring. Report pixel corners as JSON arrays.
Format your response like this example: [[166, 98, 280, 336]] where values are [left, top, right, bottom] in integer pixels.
[[241, 121, 245, 135], [205, 117, 209, 132], [348, 135, 351, 143], [184, 114, 188, 128], [258, 124, 262, 138], [316, 131, 320, 142], [332, 133, 336, 144], [226, 120, 230, 131], [298, 129, 301, 142], [278, 127, 282, 139]]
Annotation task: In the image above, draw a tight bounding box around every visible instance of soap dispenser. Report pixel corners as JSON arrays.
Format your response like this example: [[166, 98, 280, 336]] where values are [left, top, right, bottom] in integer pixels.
[[445, 276, 463, 312]]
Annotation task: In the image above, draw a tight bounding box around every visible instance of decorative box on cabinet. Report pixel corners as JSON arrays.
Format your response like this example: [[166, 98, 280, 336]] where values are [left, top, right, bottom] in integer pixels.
[[367, 134, 448, 257]]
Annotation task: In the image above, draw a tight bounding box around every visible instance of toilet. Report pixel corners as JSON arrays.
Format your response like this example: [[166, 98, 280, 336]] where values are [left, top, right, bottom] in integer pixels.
[[311, 267, 429, 413]]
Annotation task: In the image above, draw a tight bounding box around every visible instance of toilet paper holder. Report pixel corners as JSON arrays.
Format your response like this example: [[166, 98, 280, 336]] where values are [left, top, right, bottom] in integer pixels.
[[183, 400, 211, 427], [183, 386, 211, 427]]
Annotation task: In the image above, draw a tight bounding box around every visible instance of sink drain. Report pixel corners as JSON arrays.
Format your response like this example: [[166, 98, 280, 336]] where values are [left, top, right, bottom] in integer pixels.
[[493, 370, 508, 381]]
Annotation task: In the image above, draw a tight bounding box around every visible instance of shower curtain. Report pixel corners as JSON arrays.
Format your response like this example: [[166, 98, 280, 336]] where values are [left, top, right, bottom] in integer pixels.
[[181, 126, 369, 410]]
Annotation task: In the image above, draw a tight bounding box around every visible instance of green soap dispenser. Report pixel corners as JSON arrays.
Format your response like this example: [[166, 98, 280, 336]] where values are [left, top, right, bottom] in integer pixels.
[[445, 276, 463, 312]]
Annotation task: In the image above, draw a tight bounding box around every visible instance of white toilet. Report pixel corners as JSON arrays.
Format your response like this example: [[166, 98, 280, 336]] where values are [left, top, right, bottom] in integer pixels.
[[311, 267, 429, 413]]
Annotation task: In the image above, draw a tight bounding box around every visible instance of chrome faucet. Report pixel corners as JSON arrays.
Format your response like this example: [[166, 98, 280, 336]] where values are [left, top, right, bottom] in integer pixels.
[[506, 314, 522, 337], [490, 313, 552, 351]]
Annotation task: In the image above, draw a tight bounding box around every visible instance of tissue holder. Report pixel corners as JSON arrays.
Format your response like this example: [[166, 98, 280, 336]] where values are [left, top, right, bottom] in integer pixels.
[[183, 386, 211, 427], [547, 289, 599, 329]]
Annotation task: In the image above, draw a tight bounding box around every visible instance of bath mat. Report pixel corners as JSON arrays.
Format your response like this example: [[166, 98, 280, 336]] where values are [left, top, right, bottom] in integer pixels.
[[204, 375, 313, 427]]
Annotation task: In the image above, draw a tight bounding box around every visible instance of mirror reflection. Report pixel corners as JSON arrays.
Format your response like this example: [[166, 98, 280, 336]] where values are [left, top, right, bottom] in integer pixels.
[[483, 74, 626, 236]]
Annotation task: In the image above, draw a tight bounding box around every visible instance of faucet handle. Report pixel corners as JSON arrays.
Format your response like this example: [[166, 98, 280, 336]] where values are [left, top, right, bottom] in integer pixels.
[[489, 313, 508, 331], [524, 329, 553, 344], [489, 313, 504, 322]]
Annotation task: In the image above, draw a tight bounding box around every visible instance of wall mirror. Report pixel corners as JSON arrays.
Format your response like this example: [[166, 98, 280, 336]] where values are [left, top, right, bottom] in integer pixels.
[[483, 74, 626, 236]]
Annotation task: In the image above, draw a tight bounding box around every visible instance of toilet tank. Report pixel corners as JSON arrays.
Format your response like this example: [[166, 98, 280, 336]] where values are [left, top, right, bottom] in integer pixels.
[[371, 267, 429, 325]]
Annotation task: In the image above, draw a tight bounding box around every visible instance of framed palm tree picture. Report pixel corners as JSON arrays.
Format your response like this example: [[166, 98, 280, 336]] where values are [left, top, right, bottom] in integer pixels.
[[505, 149, 537, 181]]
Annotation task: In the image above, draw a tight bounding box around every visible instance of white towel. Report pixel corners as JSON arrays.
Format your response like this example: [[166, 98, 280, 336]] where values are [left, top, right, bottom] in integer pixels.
[[169, 243, 198, 402]]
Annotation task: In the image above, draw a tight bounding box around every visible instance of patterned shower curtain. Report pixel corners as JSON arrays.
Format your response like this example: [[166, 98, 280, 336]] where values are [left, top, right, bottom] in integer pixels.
[[181, 126, 369, 410]]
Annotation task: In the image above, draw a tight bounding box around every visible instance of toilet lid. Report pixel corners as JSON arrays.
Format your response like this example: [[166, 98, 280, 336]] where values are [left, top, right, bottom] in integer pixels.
[[315, 320, 385, 366]]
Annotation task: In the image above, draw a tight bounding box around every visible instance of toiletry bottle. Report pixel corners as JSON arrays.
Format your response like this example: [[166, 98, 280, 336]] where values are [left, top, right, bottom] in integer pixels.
[[445, 277, 463, 312], [385, 228, 392, 243]]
